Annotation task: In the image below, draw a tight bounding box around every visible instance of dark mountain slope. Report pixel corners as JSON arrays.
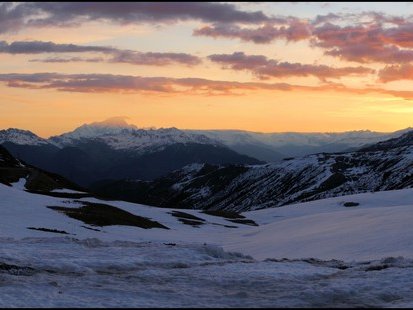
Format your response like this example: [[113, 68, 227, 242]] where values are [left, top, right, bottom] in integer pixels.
[[1, 129, 262, 187], [92, 131, 413, 212], [0, 145, 85, 193]]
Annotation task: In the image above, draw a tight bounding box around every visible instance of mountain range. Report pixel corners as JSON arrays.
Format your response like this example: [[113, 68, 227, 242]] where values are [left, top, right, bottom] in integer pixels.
[[187, 128, 412, 161], [0, 118, 261, 186], [91, 129, 413, 212], [1, 117, 412, 190]]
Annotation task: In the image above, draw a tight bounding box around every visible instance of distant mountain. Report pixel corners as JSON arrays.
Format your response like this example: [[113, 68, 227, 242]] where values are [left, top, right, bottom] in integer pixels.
[[49, 117, 218, 152], [0, 128, 50, 146], [0, 119, 262, 186], [186, 128, 412, 161], [360, 130, 413, 152], [0, 128, 61, 171], [2, 119, 413, 188], [92, 130, 413, 211]]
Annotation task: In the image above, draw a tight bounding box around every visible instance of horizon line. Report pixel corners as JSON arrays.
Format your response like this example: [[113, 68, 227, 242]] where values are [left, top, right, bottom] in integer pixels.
[[1, 122, 410, 140]]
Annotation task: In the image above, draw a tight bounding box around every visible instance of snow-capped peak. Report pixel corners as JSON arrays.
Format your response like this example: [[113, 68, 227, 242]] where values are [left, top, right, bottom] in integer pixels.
[[88, 116, 138, 129], [51, 117, 138, 140], [0, 128, 49, 146], [48, 118, 220, 151]]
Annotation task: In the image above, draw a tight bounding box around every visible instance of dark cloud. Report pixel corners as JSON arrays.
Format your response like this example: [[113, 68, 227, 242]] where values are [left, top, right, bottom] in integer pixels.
[[380, 22, 413, 48], [312, 13, 341, 26], [109, 50, 201, 66], [0, 3, 35, 34], [194, 20, 312, 44], [31, 2, 270, 24], [29, 56, 104, 63], [0, 40, 201, 66], [3, 4, 413, 67], [0, 2, 271, 33], [194, 12, 413, 52], [208, 52, 374, 80], [0, 40, 113, 54], [1, 72, 413, 100], [194, 11, 413, 65]]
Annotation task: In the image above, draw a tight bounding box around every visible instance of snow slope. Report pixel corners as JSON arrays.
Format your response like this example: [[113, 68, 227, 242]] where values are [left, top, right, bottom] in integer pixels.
[[2, 181, 413, 306], [2, 180, 413, 260]]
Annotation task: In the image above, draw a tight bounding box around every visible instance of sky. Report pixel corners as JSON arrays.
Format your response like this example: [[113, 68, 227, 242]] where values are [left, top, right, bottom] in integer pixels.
[[1, 2, 413, 137]]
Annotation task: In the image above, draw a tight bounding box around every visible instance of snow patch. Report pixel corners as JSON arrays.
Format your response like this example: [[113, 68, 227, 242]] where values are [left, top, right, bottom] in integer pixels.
[[50, 189, 87, 194], [11, 178, 26, 190]]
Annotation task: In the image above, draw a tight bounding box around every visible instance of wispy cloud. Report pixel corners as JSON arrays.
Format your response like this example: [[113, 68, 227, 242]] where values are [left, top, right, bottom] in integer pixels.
[[208, 52, 374, 81], [0, 41, 201, 66], [1, 72, 413, 100], [29, 56, 104, 63], [194, 20, 312, 44], [0, 40, 113, 54]]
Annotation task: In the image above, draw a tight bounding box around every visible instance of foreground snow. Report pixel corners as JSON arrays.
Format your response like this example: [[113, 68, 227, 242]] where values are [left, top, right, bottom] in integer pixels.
[[2, 182, 413, 307], [2, 237, 413, 308]]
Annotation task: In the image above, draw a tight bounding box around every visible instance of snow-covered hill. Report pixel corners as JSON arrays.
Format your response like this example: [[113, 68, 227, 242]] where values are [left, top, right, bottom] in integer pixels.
[[3, 178, 413, 261], [97, 130, 413, 211]]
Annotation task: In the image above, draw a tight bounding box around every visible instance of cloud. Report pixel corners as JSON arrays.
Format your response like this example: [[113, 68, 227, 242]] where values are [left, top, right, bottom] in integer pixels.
[[108, 50, 201, 66], [3, 4, 413, 67], [312, 22, 413, 64], [194, 11, 413, 65], [0, 73, 280, 94], [0, 72, 413, 100], [0, 40, 112, 54], [208, 52, 374, 80], [0, 3, 34, 34], [312, 13, 341, 26], [0, 2, 271, 34], [29, 56, 104, 63], [194, 20, 312, 44], [0, 40, 201, 66], [309, 14, 413, 64], [378, 64, 413, 82]]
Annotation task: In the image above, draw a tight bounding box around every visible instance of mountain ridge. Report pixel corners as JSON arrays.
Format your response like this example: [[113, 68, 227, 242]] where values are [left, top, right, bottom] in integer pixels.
[[0, 120, 261, 186], [91, 129, 413, 211]]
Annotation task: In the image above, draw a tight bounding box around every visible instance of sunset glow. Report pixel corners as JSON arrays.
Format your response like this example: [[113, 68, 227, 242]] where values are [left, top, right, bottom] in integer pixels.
[[1, 2, 413, 137]]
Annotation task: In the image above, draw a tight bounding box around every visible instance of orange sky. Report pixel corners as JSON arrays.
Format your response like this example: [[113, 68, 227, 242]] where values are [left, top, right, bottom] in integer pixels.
[[1, 2, 413, 137]]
